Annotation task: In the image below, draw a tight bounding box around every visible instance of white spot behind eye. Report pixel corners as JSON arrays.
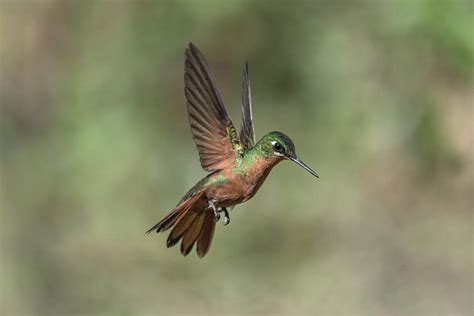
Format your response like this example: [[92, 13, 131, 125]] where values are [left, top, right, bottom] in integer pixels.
[[271, 141, 284, 156]]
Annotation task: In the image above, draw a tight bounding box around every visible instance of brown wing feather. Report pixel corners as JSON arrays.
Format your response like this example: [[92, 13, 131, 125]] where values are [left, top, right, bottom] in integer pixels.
[[240, 61, 256, 149], [167, 211, 198, 247], [196, 210, 216, 257], [145, 191, 205, 234], [185, 43, 241, 171], [180, 212, 206, 256], [147, 188, 218, 257]]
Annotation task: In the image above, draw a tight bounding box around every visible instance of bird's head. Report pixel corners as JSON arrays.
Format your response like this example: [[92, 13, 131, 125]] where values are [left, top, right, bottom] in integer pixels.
[[258, 131, 319, 178]]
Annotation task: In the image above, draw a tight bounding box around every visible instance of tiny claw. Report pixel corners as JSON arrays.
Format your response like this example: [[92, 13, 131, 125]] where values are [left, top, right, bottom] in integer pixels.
[[209, 199, 220, 222], [223, 216, 230, 226], [213, 211, 220, 222], [220, 207, 230, 226]]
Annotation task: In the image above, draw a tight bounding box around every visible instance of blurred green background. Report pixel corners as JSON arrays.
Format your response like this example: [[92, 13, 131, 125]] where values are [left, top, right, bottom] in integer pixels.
[[1, 0, 472, 315]]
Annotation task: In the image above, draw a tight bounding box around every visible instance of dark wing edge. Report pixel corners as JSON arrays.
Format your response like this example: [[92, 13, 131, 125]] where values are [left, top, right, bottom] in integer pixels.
[[240, 61, 256, 150], [185, 43, 241, 171]]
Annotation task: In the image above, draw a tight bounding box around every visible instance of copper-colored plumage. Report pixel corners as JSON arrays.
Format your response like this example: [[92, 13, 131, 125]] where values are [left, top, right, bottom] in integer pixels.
[[147, 43, 318, 258]]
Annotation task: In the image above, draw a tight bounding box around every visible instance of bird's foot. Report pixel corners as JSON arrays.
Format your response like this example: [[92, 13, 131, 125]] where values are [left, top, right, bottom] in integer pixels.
[[219, 208, 230, 226], [213, 210, 220, 222], [209, 200, 220, 222], [208, 200, 230, 225]]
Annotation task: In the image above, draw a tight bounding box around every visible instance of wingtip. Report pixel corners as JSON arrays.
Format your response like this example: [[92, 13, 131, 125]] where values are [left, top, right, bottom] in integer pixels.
[[243, 61, 250, 82], [166, 235, 180, 248], [181, 242, 194, 256], [186, 42, 197, 57], [188, 42, 200, 54], [145, 224, 159, 235], [186, 42, 205, 62]]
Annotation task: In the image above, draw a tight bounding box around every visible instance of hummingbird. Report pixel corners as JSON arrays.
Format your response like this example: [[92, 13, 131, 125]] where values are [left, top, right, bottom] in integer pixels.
[[147, 43, 318, 257]]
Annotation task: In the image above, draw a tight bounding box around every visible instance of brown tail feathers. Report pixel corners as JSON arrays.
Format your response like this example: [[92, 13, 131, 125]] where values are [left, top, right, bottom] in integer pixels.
[[146, 191, 215, 258]]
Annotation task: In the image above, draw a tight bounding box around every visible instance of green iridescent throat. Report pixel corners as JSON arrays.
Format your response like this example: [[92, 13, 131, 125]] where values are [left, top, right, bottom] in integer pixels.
[[206, 131, 296, 186]]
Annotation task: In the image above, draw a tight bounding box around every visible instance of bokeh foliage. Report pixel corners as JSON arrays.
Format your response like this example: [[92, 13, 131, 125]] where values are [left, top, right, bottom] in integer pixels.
[[1, 0, 472, 315]]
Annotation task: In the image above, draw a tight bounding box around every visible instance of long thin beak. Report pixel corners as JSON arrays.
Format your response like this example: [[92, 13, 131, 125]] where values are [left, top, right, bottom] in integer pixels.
[[289, 157, 319, 178]]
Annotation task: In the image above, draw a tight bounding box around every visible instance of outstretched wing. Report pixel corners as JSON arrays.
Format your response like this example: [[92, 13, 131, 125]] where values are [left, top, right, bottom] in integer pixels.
[[239, 62, 256, 150], [184, 43, 241, 172]]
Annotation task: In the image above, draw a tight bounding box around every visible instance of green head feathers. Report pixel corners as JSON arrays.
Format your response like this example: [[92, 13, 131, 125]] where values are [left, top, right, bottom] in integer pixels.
[[257, 131, 297, 159], [254, 131, 319, 178]]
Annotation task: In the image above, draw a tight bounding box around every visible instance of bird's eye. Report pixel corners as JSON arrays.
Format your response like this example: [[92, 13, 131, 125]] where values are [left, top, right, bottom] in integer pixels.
[[273, 142, 283, 152]]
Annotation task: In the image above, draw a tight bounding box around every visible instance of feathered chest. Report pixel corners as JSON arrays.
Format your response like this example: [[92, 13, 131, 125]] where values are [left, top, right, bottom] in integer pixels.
[[206, 155, 280, 206]]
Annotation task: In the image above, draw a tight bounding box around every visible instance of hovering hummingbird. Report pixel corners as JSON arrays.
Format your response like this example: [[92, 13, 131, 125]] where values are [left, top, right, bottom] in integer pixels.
[[147, 43, 318, 257]]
